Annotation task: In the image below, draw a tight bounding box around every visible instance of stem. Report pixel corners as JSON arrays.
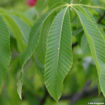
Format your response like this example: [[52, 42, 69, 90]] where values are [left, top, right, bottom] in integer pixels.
[[39, 89, 49, 105], [97, 12, 105, 23], [66, 3, 105, 10]]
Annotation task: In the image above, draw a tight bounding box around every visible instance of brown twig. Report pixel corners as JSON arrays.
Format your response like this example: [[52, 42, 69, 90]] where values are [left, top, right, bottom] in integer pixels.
[[97, 12, 105, 23], [39, 89, 49, 105], [72, 42, 78, 48], [22, 82, 98, 105], [69, 81, 92, 105], [60, 86, 98, 102]]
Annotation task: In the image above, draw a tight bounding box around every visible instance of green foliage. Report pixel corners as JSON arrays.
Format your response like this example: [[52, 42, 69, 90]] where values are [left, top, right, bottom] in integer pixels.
[[44, 7, 72, 101], [0, 16, 11, 88], [3, 15, 26, 52], [74, 6, 105, 97], [0, 0, 105, 105]]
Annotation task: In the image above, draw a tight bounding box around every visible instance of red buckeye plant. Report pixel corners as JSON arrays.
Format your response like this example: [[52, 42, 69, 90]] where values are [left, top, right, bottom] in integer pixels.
[[26, 0, 38, 7]]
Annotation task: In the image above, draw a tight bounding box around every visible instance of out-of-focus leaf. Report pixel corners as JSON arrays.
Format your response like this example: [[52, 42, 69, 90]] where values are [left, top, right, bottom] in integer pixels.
[[11, 11, 33, 26], [17, 6, 65, 99], [3, 15, 26, 52], [0, 16, 11, 88], [11, 16, 31, 44], [81, 35, 90, 56]]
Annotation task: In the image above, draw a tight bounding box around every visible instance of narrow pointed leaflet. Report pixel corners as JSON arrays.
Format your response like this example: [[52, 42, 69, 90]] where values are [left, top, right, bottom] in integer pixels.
[[74, 6, 105, 97], [0, 16, 11, 88], [44, 7, 73, 101]]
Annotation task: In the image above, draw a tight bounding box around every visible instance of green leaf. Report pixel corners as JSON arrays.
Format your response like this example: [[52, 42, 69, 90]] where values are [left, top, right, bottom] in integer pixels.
[[17, 6, 66, 99], [48, 0, 63, 7], [0, 16, 11, 88], [17, 16, 44, 99], [3, 15, 26, 52], [81, 35, 90, 56], [35, 0, 48, 12], [74, 6, 105, 97], [17, 13, 52, 99], [0, 8, 7, 15], [48, 0, 71, 7], [35, 11, 57, 74], [19, 14, 49, 69], [11, 11, 33, 26], [24, 7, 38, 23], [17, 71, 23, 100], [19, 5, 66, 69], [11, 16, 31, 44], [44, 7, 73, 101]]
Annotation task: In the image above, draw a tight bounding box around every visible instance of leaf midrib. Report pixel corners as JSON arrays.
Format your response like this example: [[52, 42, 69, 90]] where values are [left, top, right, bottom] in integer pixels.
[[56, 7, 68, 75]]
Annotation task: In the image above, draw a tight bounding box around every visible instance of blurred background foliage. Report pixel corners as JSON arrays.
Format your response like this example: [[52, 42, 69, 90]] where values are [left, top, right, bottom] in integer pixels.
[[0, 0, 105, 105]]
